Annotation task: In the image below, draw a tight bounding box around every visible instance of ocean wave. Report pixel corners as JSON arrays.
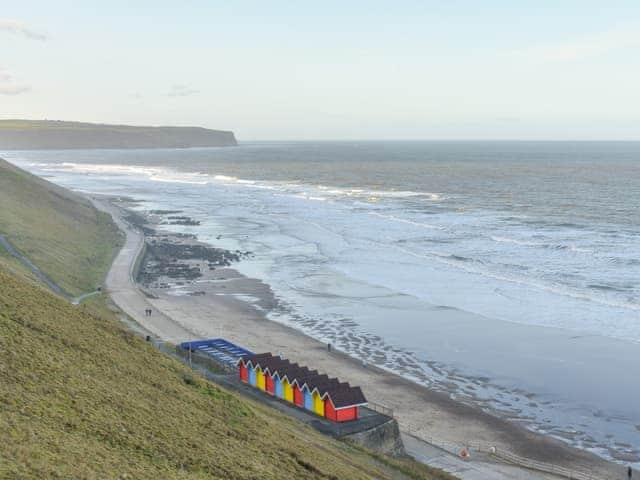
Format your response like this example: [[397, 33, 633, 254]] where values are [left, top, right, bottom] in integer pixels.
[[364, 189, 442, 200], [588, 283, 635, 293], [368, 211, 444, 230], [394, 245, 640, 313], [35, 162, 211, 185], [491, 235, 594, 254], [32, 160, 445, 205]]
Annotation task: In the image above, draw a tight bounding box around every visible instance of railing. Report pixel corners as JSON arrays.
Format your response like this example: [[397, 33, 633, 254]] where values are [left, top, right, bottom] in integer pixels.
[[489, 447, 604, 480], [401, 426, 629, 480], [367, 401, 394, 418]]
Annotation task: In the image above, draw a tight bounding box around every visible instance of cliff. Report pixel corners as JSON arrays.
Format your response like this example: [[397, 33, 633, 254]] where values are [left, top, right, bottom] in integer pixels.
[[0, 120, 237, 149]]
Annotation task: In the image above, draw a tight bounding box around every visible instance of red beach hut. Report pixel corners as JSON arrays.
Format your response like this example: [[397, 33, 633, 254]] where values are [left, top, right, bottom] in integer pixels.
[[323, 385, 367, 422], [238, 362, 248, 383], [265, 372, 275, 395], [293, 384, 304, 407]]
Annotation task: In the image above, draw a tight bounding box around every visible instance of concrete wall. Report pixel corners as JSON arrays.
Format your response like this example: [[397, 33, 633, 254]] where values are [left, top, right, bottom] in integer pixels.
[[344, 418, 406, 457]]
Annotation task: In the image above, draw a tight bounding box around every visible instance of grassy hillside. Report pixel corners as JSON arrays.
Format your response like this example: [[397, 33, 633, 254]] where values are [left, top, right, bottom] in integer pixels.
[[0, 119, 237, 148], [0, 158, 123, 296], [0, 267, 453, 479]]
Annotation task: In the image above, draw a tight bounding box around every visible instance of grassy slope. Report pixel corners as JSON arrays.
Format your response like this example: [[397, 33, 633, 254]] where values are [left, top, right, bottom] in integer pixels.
[[0, 268, 454, 480], [0, 246, 43, 286], [0, 158, 123, 296]]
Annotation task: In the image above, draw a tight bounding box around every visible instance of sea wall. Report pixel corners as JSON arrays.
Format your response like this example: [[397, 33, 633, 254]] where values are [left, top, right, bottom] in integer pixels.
[[344, 418, 406, 457]]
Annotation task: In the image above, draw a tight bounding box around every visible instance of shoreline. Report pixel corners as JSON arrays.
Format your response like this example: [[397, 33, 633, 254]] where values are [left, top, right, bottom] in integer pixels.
[[94, 195, 628, 478]]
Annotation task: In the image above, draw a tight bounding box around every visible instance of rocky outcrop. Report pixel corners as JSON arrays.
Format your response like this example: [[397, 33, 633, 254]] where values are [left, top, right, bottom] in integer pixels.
[[0, 120, 237, 149]]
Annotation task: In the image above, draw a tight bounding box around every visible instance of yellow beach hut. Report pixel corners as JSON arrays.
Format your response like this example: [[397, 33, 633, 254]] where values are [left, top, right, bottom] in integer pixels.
[[283, 378, 294, 402], [256, 367, 266, 390], [313, 390, 325, 416]]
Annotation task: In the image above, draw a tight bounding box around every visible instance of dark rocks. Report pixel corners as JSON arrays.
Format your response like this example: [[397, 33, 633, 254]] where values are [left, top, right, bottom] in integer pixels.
[[129, 207, 252, 288], [162, 216, 200, 226]]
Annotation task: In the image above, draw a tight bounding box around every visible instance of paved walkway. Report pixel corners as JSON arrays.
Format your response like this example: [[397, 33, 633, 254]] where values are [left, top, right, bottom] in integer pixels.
[[92, 198, 195, 343], [402, 434, 561, 480]]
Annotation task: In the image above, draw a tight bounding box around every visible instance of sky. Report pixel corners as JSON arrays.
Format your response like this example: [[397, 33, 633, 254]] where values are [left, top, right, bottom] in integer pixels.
[[1, 1, 640, 140]]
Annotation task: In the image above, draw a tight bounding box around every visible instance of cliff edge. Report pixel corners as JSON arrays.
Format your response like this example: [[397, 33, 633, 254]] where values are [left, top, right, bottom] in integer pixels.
[[0, 120, 237, 149]]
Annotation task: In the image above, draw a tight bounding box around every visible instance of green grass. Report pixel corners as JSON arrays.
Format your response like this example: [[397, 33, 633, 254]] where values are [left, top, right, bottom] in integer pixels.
[[0, 243, 45, 287], [0, 267, 455, 479], [0, 119, 165, 132], [0, 158, 123, 296]]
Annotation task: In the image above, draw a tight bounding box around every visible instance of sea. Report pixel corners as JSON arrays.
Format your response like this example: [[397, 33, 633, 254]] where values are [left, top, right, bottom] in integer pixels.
[[4, 141, 639, 465]]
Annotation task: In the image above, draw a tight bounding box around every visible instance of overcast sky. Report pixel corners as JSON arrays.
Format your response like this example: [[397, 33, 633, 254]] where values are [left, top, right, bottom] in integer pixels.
[[2, 1, 640, 140]]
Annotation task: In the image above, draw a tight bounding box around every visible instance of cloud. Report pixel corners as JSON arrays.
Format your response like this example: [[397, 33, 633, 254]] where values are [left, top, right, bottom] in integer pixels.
[[0, 19, 47, 40], [0, 84, 31, 95], [0, 67, 30, 95], [515, 26, 640, 62], [168, 84, 200, 97]]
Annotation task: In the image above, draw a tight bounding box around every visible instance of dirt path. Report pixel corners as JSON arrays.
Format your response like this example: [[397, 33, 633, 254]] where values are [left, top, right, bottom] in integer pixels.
[[0, 233, 69, 298]]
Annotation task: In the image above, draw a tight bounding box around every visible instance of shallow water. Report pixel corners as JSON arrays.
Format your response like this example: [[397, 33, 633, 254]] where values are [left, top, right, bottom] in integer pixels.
[[4, 141, 640, 464]]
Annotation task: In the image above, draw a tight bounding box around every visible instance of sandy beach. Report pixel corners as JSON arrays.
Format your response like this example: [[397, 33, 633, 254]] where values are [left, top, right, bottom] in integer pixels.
[[91, 195, 629, 479]]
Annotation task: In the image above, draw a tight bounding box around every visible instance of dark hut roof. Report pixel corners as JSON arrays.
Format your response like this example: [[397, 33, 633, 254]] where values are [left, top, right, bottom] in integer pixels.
[[311, 378, 347, 394], [304, 375, 341, 392], [324, 385, 367, 409], [238, 352, 272, 365], [260, 357, 291, 374], [279, 364, 310, 381], [299, 373, 329, 389], [291, 370, 321, 387]]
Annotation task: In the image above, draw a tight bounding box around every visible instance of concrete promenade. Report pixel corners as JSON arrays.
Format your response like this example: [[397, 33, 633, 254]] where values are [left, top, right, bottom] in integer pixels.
[[93, 198, 195, 343]]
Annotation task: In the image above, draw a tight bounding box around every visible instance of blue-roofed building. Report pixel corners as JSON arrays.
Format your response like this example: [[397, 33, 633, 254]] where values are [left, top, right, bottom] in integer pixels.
[[179, 338, 253, 370]]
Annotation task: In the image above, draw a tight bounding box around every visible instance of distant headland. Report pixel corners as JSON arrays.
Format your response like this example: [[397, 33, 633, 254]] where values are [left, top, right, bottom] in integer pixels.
[[0, 120, 237, 149]]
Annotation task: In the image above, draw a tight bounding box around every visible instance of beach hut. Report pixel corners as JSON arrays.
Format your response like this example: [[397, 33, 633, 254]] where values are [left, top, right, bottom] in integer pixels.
[[265, 372, 275, 394], [313, 390, 325, 416], [256, 367, 266, 390], [310, 378, 341, 417], [299, 374, 328, 412], [277, 364, 304, 403], [291, 370, 319, 408], [238, 352, 367, 423], [293, 384, 304, 407], [274, 373, 284, 398], [323, 385, 367, 423], [260, 357, 291, 396], [283, 377, 294, 402], [238, 362, 248, 383], [238, 353, 273, 389], [303, 386, 314, 411]]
